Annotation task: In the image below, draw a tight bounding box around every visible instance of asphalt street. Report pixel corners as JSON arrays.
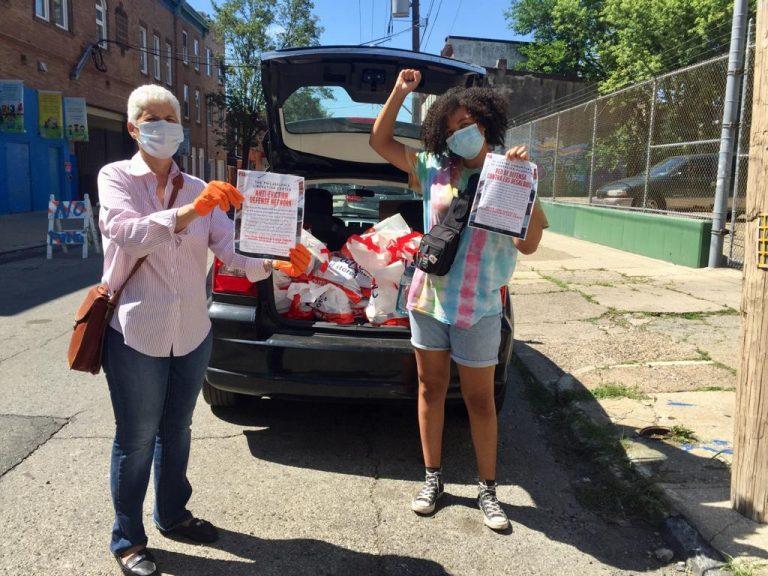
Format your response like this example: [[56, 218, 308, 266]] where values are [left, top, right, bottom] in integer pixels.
[[0, 251, 676, 575]]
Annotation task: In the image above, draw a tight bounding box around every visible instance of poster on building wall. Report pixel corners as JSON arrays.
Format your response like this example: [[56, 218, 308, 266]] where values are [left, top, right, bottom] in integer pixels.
[[38, 90, 63, 139], [0, 80, 25, 133], [64, 97, 89, 142]]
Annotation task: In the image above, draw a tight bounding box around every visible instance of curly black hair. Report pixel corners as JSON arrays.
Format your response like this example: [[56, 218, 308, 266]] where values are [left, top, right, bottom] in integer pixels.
[[420, 86, 509, 156]]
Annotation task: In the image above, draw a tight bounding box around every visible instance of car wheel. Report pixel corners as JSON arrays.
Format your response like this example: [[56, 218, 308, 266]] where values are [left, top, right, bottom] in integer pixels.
[[646, 196, 667, 210], [202, 378, 241, 407]]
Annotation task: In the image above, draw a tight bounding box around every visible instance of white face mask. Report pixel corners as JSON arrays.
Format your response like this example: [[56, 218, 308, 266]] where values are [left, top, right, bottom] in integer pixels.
[[135, 120, 184, 159], [446, 123, 485, 159]]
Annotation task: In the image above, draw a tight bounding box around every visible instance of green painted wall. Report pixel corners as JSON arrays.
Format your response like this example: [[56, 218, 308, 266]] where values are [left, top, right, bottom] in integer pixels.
[[540, 201, 712, 268]]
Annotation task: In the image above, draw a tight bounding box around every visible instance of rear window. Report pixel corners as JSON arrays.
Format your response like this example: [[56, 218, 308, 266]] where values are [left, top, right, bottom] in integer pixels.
[[283, 86, 425, 140], [313, 183, 417, 221]]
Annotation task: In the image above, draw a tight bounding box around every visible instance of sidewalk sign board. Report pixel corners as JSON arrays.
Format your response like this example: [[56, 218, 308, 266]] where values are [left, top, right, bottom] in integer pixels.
[[47, 195, 101, 259]]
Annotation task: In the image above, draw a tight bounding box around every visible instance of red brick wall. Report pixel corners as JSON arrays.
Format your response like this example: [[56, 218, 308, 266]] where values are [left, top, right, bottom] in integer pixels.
[[0, 0, 225, 167]]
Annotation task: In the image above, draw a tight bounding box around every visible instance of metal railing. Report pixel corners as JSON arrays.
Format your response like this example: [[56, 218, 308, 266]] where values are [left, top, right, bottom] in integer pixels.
[[506, 46, 755, 267]]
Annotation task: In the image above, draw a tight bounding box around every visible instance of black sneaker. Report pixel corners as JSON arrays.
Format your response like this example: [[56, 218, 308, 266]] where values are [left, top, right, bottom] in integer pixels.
[[411, 471, 444, 515], [478, 482, 510, 531]]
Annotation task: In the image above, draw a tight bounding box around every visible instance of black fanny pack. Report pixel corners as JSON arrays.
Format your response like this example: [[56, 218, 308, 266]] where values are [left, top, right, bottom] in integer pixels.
[[415, 174, 479, 276]]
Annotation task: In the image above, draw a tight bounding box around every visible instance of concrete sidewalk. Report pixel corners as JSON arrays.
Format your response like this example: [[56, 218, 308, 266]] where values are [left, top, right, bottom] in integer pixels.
[[512, 233, 767, 571], [0, 211, 48, 254]]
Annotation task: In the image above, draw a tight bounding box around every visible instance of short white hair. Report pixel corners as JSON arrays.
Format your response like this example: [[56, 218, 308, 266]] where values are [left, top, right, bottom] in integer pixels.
[[127, 84, 181, 124]]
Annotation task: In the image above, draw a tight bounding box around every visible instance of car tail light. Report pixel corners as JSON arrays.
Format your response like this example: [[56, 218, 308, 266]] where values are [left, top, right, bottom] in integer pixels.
[[212, 258, 258, 296], [346, 195, 363, 202]]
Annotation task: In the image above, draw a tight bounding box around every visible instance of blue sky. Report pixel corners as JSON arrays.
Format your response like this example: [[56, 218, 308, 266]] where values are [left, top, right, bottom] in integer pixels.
[[186, 0, 524, 55]]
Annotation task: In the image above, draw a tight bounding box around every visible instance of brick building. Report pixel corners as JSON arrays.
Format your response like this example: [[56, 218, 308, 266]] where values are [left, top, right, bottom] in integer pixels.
[[0, 0, 227, 214]]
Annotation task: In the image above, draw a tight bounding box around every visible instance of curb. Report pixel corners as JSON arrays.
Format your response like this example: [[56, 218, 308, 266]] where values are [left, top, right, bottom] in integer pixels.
[[511, 352, 728, 576]]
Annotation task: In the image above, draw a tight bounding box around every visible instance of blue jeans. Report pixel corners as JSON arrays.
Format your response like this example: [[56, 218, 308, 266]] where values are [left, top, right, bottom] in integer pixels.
[[102, 327, 212, 555]]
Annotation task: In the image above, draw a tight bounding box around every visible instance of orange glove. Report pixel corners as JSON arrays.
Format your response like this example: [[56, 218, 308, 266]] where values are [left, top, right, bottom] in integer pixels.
[[273, 244, 313, 277], [193, 181, 244, 216]]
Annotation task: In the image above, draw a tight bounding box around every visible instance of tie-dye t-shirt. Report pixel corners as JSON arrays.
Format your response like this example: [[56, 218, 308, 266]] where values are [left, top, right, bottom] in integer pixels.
[[405, 148, 524, 329]]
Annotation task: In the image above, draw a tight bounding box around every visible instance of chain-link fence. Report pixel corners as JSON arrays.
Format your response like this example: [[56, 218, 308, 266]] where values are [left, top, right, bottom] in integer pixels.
[[506, 46, 754, 267]]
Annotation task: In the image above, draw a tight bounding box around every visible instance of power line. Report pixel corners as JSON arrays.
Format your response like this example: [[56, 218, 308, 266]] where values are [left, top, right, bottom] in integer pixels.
[[358, 0, 363, 44], [359, 23, 420, 46], [421, 0, 437, 43], [448, 0, 463, 36], [423, 0, 444, 51]]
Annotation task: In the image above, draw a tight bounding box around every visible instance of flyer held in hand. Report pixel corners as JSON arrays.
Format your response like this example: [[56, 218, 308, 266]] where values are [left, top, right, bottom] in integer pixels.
[[235, 170, 305, 260], [468, 154, 538, 240]]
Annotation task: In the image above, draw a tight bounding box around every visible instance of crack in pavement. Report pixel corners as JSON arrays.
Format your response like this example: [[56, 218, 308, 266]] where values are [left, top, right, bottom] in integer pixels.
[[0, 328, 71, 365], [0, 416, 71, 480], [362, 409, 385, 576]]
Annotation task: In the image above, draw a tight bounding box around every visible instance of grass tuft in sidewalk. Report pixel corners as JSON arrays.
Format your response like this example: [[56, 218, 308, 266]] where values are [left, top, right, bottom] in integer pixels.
[[591, 383, 651, 401]]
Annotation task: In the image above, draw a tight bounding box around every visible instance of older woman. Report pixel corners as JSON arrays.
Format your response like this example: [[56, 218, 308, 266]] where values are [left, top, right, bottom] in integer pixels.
[[99, 85, 294, 576]]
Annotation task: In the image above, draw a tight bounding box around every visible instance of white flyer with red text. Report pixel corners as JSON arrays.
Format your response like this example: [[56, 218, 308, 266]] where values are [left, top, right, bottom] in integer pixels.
[[468, 154, 538, 240], [235, 170, 305, 260]]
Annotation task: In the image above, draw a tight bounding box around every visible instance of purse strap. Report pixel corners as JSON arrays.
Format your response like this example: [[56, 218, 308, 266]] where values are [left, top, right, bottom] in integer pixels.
[[109, 173, 185, 305], [438, 173, 480, 233]]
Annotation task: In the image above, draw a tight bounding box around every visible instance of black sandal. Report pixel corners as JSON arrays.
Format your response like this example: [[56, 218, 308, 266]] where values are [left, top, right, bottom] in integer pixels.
[[114, 548, 159, 576], [159, 517, 219, 544]]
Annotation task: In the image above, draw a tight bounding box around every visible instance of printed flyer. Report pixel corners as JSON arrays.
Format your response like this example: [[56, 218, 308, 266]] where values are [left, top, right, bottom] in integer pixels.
[[64, 97, 89, 142], [0, 80, 24, 133], [235, 170, 305, 260], [38, 90, 63, 139], [468, 153, 538, 240]]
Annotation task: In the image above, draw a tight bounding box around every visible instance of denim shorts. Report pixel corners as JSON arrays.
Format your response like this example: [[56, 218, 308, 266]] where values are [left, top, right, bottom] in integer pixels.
[[409, 310, 501, 368]]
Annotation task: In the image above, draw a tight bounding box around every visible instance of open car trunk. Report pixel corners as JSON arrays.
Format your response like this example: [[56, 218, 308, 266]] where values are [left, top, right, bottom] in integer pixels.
[[257, 47, 485, 330]]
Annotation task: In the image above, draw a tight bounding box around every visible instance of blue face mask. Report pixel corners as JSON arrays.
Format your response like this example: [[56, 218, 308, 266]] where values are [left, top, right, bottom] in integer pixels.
[[446, 123, 485, 159]]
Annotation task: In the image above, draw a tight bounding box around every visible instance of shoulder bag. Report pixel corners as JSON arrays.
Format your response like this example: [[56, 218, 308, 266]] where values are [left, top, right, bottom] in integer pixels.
[[414, 173, 480, 276]]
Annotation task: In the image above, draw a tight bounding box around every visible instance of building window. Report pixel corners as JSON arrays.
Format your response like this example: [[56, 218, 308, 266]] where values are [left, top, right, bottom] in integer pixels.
[[194, 89, 200, 124], [138, 26, 147, 74], [217, 58, 224, 85], [206, 48, 212, 76], [52, 0, 69, 30], [165, 41, 173, 86], [35, 0, 50, 20], [152, 34, 161, 80], [182, 30, 188, 65], [206, 98, 213, 125], [193, 38, 199, 72], [95, 0, 107, 47], [114, 3, 128, 49], [183, 84, 189, 119], [191, 146, 197, 177]]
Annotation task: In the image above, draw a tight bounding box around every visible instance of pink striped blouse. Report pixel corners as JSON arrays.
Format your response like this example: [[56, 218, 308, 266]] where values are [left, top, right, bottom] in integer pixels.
[[98, 153, 269, 357]]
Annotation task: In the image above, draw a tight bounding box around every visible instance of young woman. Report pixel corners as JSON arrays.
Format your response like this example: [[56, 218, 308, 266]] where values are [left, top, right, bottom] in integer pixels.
[[370, 69, 548, 531]]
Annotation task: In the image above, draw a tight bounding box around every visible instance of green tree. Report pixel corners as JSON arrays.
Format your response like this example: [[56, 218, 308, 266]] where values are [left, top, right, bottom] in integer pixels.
[[506, 0, 606, 81], [506, 0, 748, 91], [209, 0, 324, 167]]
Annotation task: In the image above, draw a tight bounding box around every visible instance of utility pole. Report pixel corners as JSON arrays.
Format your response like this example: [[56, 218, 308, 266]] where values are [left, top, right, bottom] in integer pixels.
[[709, 0, 749, 267], [411, 0, 421, 124], [731, 0, 768, 523]]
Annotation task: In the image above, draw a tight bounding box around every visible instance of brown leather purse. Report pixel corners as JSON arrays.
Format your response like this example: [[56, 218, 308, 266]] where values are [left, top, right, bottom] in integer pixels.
[[68, 174, 184, 374]]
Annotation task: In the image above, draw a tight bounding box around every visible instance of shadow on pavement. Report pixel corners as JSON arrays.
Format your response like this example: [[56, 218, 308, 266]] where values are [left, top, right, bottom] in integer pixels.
[[0, 252, 102, 316], [156, 527, 449, 576], [513, 341, 767, 562], [210, 374, 665, 572]]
